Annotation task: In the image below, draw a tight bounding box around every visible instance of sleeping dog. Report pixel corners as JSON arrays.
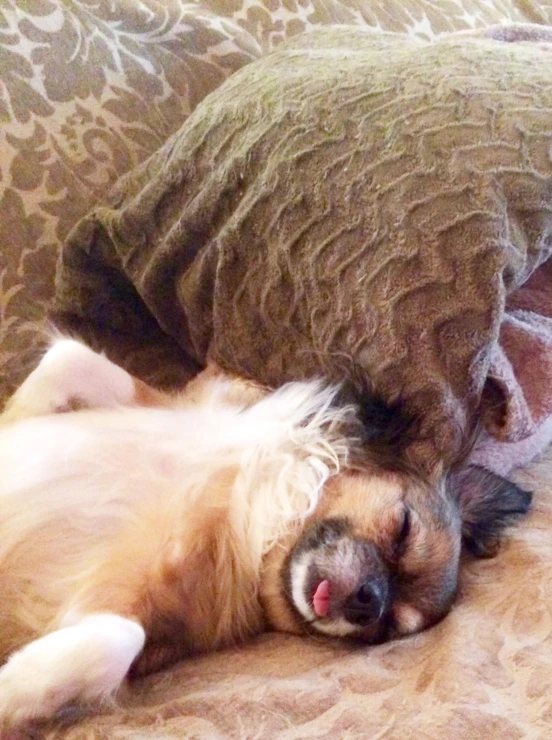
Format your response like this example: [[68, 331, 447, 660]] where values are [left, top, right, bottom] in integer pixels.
[[0, 338, 531, 728]]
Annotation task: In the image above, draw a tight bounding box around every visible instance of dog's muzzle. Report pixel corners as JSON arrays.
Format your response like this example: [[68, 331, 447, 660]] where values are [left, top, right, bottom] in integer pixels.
[[287, 524, 391, 639]]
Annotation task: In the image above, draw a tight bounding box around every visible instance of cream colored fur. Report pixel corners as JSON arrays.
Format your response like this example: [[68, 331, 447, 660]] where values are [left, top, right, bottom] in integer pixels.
[[0, 339, 355, 727]]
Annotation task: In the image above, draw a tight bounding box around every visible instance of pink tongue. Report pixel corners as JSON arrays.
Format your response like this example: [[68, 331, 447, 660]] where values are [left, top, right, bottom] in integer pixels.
[[313, 580, 331, 617]]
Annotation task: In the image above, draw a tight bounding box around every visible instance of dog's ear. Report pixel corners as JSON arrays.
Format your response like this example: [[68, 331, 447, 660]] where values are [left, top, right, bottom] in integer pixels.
[[451, 465, 532, 557]]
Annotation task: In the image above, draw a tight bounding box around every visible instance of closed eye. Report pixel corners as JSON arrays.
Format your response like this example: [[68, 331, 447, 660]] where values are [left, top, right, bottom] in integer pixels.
[[395, 507, 411, 554]]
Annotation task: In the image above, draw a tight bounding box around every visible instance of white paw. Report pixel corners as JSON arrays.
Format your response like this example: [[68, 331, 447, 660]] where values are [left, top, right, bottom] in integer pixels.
[[0, 614, 145, 728], [1, 338, 135, 424]]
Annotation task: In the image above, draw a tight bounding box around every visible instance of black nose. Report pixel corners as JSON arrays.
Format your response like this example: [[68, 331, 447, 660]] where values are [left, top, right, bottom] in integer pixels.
[[343, 579, 388, 625]]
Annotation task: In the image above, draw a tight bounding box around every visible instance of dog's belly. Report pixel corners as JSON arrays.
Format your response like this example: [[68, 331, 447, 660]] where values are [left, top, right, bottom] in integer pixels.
[[0, 407, 240, 656], [0, 405, 236, 492]]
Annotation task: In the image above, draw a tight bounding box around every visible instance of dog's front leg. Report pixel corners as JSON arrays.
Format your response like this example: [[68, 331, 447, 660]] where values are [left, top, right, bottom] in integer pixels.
[[1, 337, 168, 423], [0, 613, 145, 729]]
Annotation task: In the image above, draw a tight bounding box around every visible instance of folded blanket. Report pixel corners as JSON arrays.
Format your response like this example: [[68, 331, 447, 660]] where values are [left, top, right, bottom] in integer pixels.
[[53, 26, 552, 474]]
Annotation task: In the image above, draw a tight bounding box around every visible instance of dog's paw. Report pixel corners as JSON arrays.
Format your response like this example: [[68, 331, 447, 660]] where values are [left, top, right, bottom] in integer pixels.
[[0, 646, 77, 728], [1, 339, 135, 425], [0, 615, 145, 728]]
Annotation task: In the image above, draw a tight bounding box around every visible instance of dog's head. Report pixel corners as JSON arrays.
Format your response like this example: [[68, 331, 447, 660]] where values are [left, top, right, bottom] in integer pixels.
[[186, 369, 531, 645], [261, 465, 531, 641]]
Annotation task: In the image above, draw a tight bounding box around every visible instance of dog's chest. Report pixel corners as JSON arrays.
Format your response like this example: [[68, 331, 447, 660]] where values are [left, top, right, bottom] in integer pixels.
[[0, 408, 222, 512]]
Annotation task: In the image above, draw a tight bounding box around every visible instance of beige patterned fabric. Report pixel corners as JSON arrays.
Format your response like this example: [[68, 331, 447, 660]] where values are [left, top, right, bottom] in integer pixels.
[[2, 1, 552, 738], [0, 0, 260, 400]]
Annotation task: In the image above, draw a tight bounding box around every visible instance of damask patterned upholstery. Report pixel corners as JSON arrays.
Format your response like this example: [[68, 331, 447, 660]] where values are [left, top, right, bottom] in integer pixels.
[[2, 1, 552, 738]]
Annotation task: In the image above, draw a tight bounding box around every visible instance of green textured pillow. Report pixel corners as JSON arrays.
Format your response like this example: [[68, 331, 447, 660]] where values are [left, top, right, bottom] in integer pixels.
[[54, 27, 552, 472]]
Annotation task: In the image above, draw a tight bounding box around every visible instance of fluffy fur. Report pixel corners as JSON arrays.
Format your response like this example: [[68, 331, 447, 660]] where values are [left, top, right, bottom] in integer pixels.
[[0, 339, 531, 729]]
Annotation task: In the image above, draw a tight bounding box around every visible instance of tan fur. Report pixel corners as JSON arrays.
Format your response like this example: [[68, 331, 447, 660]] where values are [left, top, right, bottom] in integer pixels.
[[132, 377, 173, 407], [0, 338, 484, 728], [0, 344, 351, 668], [0, 344, 460, 661], [66, 465, 264, 673], [260, 471, 461, 638]]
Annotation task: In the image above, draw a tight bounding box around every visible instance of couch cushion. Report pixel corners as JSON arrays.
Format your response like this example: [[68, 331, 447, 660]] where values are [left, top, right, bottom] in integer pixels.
[[53, 27, 552, 473]]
